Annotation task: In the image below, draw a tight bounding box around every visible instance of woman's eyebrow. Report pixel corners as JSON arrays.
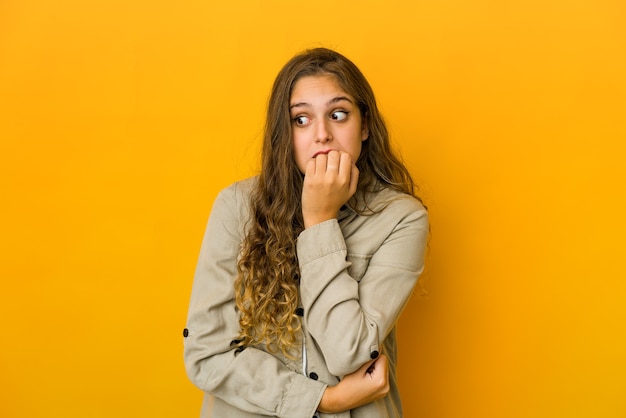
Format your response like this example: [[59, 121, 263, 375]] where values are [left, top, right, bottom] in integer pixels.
[[289, 101, 309, 110], [327, 96, 353, 106], [289, 96, 353, 110]]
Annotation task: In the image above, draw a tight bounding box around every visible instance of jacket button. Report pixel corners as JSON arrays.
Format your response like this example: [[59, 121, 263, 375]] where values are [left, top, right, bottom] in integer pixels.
[[370, 350, 379, 359], [183, 328, 189, 338], [295, 307, 304, 316], [309, 372, 318, 380]]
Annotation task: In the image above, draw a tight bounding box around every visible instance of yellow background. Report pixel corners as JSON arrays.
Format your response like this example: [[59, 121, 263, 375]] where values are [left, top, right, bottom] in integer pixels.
[[1, 1, 625, 417]]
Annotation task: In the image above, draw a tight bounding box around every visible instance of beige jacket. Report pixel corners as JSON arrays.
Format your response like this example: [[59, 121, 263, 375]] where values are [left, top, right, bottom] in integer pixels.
[[184, 177, 428, 417]]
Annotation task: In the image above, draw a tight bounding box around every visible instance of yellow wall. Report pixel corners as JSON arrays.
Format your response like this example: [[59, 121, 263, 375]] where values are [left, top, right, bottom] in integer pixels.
[[1, 1, 624, 417]]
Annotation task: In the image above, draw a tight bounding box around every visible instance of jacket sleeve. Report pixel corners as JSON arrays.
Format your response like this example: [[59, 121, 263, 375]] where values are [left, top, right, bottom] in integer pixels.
[[183, 184, 326, 418], [297, 197, 429, 377]]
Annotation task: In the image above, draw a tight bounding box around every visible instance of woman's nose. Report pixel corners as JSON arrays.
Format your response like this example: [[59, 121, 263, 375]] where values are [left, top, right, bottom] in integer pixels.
[[315, 119, 332, 143]]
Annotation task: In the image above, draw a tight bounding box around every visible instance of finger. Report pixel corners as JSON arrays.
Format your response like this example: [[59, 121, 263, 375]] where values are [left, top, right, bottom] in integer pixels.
[[337, 152, 352, 179], [376, 354, 388, 370], [314, 153, 328, 175], [365, 353, 388, 375], [374, 354, 390, 389], [304, 158, 316, 180], [325, 150, 341, 173]]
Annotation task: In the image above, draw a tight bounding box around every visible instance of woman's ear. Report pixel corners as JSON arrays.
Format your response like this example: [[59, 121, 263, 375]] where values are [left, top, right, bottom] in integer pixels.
[[361, 122, 369, 141]]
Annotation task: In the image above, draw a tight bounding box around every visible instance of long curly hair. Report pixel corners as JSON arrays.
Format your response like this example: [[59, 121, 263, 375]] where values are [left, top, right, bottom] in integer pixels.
[[234, 48, 419, 357]]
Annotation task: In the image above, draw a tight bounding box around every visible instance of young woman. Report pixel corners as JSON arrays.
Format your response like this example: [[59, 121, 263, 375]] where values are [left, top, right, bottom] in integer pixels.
[[184, 48, 429, 417]]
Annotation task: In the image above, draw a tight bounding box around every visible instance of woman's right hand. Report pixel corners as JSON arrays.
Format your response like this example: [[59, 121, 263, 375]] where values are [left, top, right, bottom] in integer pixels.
[[301, 150, 359, 229], [317, 354, 390, 414]]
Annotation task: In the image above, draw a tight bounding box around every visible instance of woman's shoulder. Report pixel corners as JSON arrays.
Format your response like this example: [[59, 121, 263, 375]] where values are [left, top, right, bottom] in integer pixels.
[[211, 176, 258, 217], [220, 176, 258, 196], [368, 186, 427, 216], [216, 176, 258, 201]]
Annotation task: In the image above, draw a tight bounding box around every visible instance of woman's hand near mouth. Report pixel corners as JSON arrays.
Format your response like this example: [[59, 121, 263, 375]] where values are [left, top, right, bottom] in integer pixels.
[[301, 150, 359, 229]]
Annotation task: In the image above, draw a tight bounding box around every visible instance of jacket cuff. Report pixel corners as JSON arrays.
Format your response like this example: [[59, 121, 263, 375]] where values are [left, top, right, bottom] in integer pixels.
[[278, 373, 326, 418], [297, 219, 346, 266]]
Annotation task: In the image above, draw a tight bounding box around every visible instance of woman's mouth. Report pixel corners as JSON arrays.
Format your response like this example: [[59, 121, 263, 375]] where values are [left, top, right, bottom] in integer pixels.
[[312, 149, 337, 158]]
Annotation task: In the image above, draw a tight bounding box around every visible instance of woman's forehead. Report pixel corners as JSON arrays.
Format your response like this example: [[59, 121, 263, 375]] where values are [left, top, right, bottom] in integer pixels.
[[290, 75, 352, 103]]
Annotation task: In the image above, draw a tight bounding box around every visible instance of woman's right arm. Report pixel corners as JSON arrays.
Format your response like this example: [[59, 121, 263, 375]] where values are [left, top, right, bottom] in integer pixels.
[[183, 184, 326, 418]]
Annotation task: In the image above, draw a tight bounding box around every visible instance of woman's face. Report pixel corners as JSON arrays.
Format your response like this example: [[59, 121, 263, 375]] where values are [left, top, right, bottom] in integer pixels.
[[290, 74, 368, 174]]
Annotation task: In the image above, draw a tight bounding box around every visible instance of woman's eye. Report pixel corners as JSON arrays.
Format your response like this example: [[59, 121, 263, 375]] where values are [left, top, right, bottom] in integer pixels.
[[330, 111, 348, 121], [293, 115, 311, 126]]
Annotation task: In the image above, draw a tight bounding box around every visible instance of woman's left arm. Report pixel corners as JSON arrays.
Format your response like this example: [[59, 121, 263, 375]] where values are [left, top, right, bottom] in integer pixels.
[[297, 198, 428, 377]]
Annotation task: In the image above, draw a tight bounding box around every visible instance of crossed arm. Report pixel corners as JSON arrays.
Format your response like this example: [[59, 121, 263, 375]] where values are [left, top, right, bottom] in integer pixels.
[[184, 163, 427, 416]]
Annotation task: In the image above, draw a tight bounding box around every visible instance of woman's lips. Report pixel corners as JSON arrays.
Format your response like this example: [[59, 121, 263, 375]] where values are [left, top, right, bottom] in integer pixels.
[[312, 149, 337, 158]]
